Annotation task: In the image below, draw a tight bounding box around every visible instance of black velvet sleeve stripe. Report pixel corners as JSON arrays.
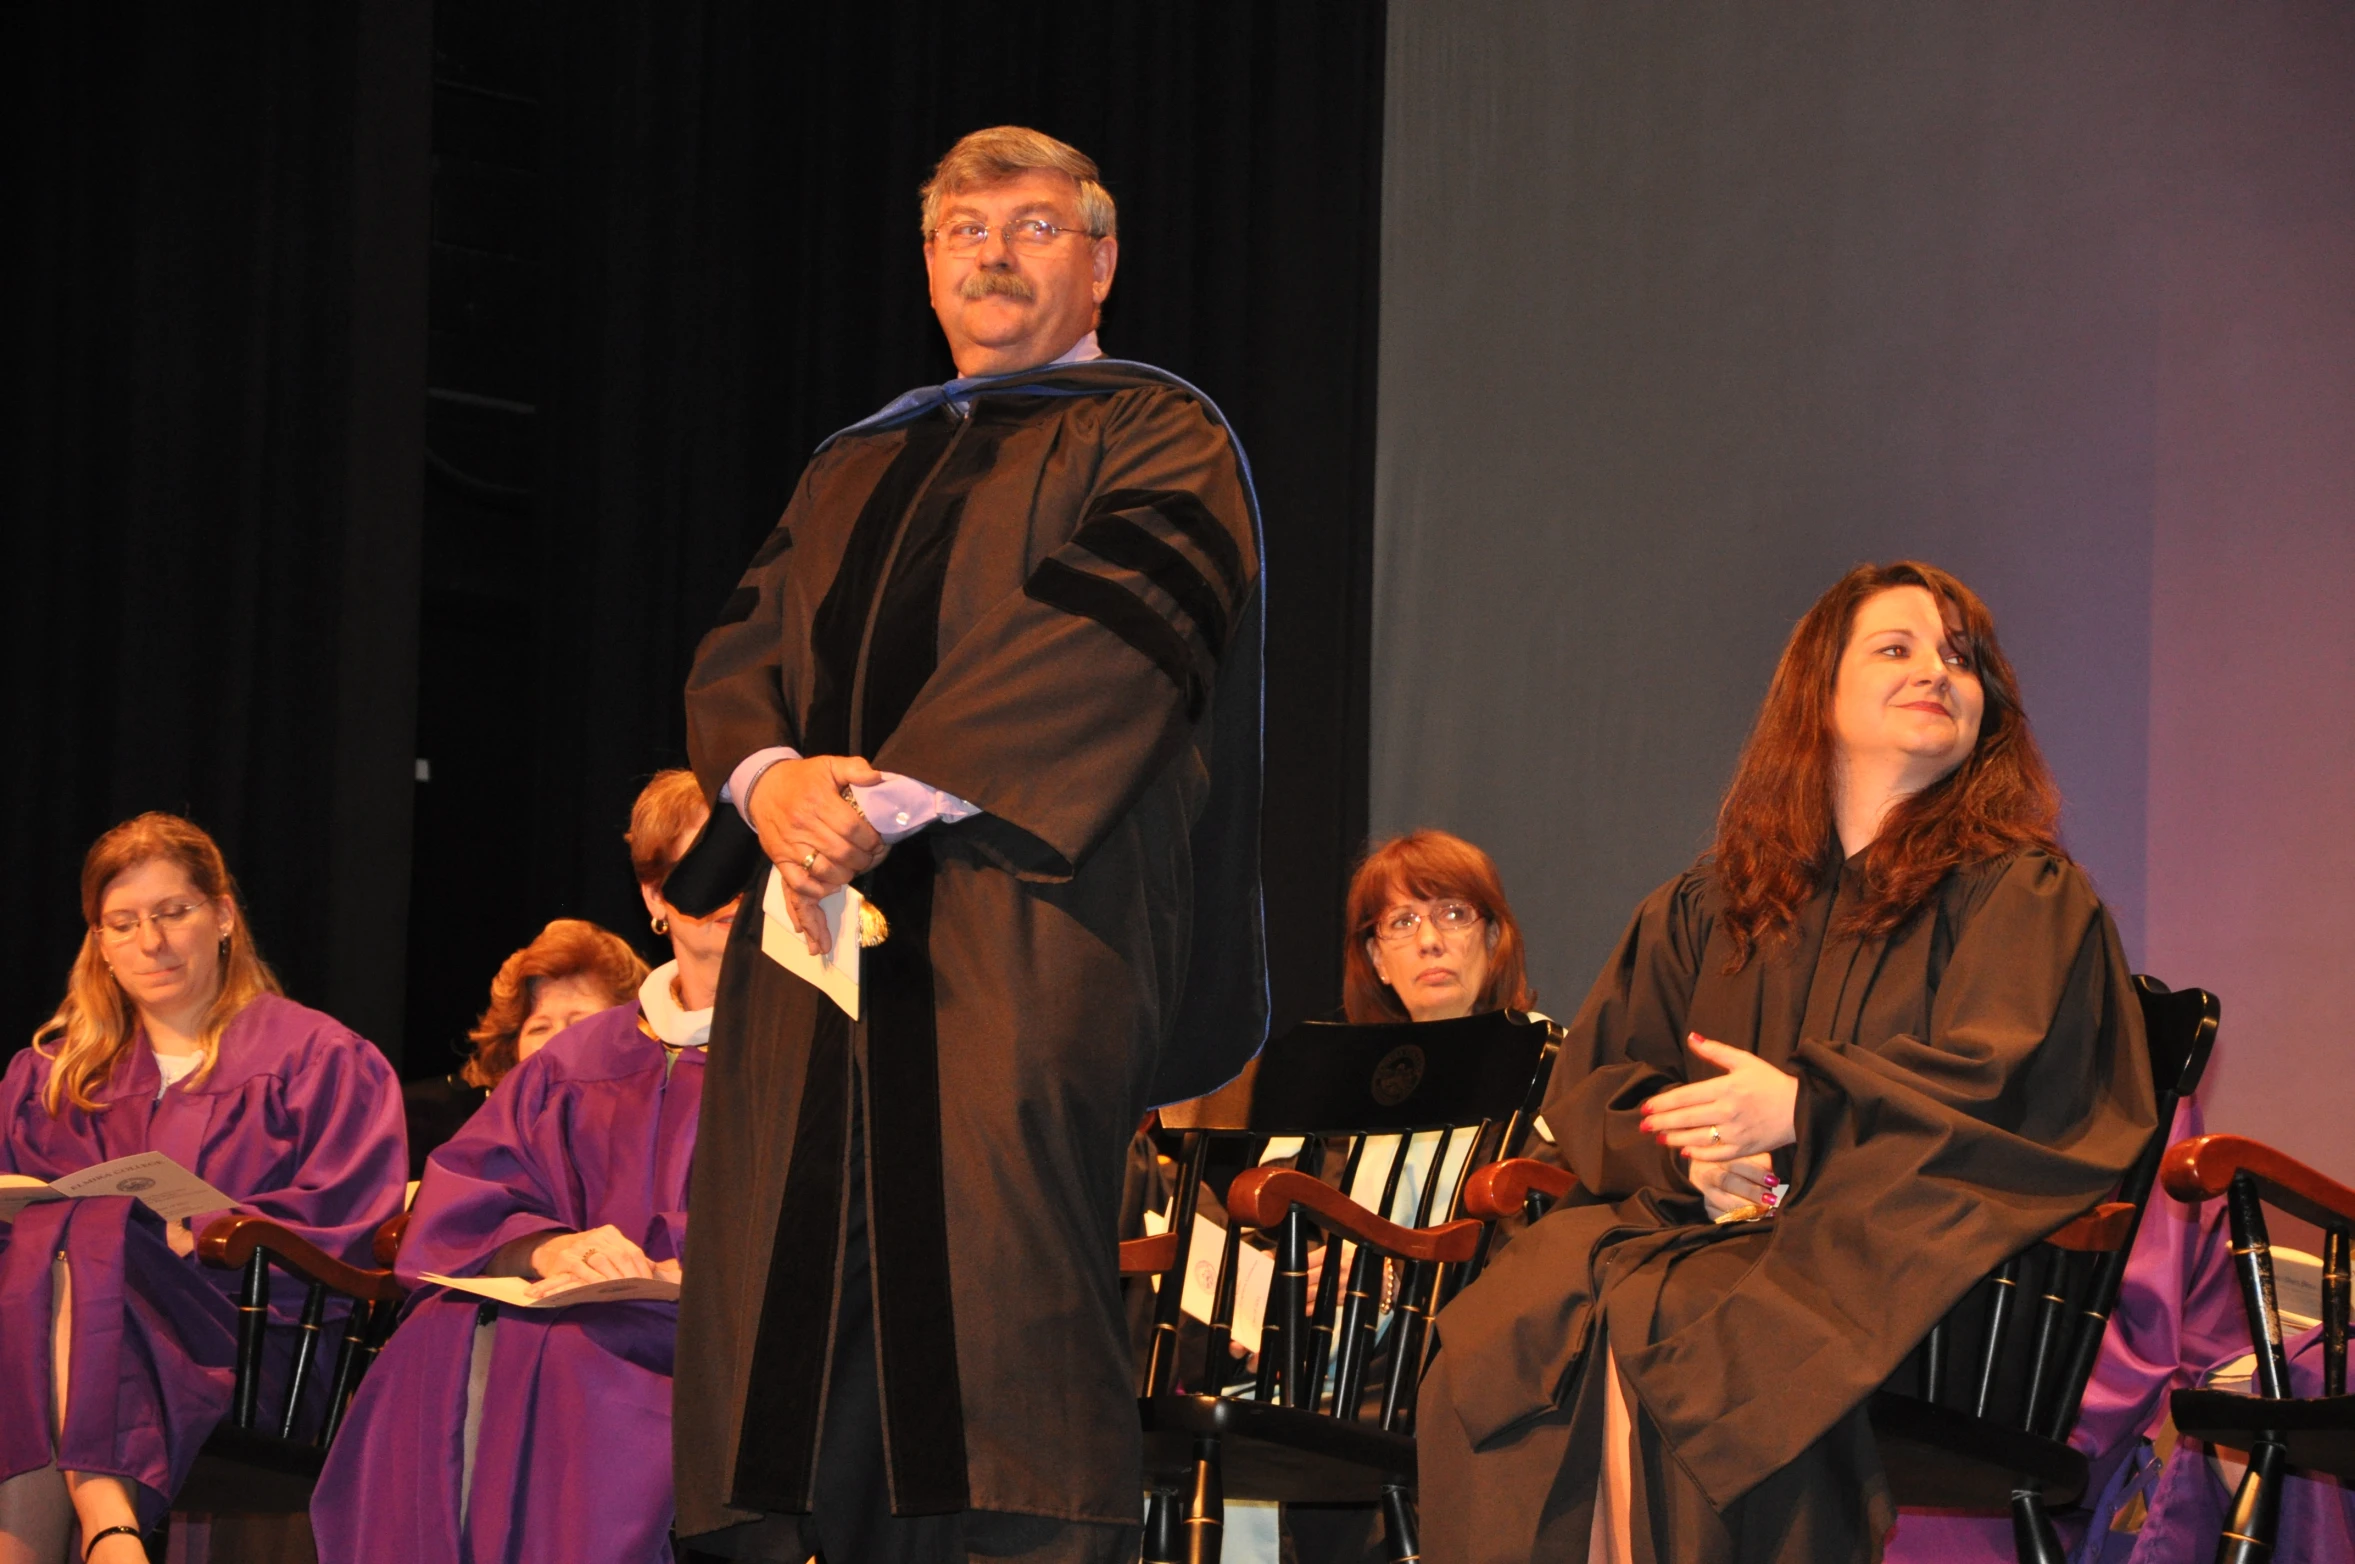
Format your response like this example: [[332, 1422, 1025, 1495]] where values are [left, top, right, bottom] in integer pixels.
[[1090, 488, 1245, 601], [1025, 557, 1205, 720], [1070, 513, 1233, 654], [713, 584, 759, 627]]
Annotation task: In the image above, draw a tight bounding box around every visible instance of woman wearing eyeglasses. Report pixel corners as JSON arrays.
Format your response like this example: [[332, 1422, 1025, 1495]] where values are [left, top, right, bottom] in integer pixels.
[[1257, 834, 1549, 1564], [0, 813, 405, 1563], [1344, 830, 1535, 1026]]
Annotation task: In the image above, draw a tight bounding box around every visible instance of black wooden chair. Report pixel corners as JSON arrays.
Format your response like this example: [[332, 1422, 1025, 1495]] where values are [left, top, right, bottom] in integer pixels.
[[1462, 974, 2218, 1564], [2162, 1132, 2355, 1564], [172, 1210, 409, 1518], [1127, 1010, 1558, 1564], [1867, 975, 2219, 1563]]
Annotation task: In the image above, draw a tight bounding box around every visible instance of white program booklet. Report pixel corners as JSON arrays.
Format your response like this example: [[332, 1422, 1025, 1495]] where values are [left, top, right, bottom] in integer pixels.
[[0, 1151, 237, 1224], [760, 868, 862, 1020], [1175, 1211, 1273, 1355], [419, 1271, 680, 1309]]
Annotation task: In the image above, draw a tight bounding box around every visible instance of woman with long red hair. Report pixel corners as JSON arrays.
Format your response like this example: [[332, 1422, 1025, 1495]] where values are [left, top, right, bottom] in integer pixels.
[[0, 814, 405, 1562], [1416, 563, 2156, 1563]]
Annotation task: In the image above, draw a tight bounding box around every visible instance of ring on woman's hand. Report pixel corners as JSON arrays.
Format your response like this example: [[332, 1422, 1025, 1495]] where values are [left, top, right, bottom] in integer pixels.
[[799, 847, 819, 872], [1708, 1125, 1723, 1146]]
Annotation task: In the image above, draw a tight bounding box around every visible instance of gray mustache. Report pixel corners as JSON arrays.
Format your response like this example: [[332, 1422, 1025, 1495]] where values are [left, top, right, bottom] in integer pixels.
[[959, 270, 1035, 301]]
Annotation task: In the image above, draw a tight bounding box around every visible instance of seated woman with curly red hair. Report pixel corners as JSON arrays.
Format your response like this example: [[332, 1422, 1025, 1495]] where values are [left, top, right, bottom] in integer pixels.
[[0, 814, 405, 1563], [314, 770, 735, 1564], [399, 917, 647, 1176]]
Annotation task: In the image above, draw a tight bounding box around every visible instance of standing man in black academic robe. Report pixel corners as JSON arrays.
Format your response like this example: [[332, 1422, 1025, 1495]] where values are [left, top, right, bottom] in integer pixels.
[[668, 126, 1267, 1564]]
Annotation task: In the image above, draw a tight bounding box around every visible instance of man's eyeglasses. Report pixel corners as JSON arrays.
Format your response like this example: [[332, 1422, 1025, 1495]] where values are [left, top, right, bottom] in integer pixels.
[[1370, 902, 1484, 944], [96, 901, 208, 945], [932, 219, 1100, 256]]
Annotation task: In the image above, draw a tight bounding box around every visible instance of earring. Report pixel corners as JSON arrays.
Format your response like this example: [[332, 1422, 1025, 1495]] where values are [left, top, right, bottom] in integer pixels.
[[218, 934, 231, 959], [651, 914, 669, 936]]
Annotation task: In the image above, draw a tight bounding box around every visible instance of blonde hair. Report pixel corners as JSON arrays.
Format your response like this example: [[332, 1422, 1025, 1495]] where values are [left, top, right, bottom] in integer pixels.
[[919, 125, 1117, 239], [33, 813, 282, 1115], [624, 769, 710, 890], [460, 920, 647, 1090]]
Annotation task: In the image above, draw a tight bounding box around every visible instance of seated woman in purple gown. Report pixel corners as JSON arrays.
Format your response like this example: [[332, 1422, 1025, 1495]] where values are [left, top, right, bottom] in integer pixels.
[[312, 770, 737, 1564], [0, 813, 405, 1564], [399, 918, 647, 1176]]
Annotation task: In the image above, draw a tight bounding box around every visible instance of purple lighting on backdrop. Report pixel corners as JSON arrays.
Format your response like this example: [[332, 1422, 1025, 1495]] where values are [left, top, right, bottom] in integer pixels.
[[2148, 220, 2355, 1180]]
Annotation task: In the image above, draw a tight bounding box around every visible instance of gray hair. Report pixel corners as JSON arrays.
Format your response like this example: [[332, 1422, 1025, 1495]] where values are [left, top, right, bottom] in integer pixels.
[[919, 126, 1117, 239]]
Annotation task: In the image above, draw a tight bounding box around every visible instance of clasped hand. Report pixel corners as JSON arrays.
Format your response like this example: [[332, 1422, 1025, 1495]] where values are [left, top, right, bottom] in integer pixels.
[[1686, 1154, 1778, 1221], [523, 1224, 681, 1297], [748, 755, 890, 955], [1638, 1032, 1799, 1164]]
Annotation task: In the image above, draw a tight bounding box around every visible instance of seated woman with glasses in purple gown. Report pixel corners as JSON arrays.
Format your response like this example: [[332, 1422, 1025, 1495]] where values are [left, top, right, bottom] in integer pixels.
[[0, 813, 406, 1564], [312, 770, 736, 1564], [400, 917, 648, 1177]]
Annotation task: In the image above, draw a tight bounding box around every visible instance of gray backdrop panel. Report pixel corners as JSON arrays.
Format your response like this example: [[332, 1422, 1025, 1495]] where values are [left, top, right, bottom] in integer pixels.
[[1374, 0, 2354, 1128]]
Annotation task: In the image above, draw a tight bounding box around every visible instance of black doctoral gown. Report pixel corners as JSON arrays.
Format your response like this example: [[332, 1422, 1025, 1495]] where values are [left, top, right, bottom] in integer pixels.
[[668, 359, 1268, 1538], [1420, 849, 2155, 1564]]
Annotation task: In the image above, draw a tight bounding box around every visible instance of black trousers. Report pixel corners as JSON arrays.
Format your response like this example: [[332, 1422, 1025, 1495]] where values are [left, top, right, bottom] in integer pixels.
[[690, 1067, 1134, 1564]]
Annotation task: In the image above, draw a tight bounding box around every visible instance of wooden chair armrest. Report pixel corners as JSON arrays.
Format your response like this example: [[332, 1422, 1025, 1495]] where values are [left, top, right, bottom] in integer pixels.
[[373, 1210, 411, 1268], [1225, 1166, 1483, 1264], [1120, 1232, 1179, 1276], [2162, 1133, 2355, 1233], [1461, 1157, 1578, 1222], [2045, 1202, 2136, 1252], [198, 1214, 407, 1304]]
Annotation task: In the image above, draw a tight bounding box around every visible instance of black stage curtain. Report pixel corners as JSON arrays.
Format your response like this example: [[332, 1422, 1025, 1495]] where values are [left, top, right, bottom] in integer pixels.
[[4, 3, 1379, 1073], [1, 6, 431, 1060]]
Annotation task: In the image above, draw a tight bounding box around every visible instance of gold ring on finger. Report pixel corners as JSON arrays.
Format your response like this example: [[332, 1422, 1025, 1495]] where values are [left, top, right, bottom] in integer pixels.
[[1708, 1125, 1722, 1146], [800, 847, 819, 872]]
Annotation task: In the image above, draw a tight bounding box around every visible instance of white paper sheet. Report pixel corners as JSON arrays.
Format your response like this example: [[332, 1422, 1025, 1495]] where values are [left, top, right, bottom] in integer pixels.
[[419, 1271, 680, 1309], [0, 1151, 236, 1223], [760, 869, 862, 1019], [1179, 1211, 1272, 1354]]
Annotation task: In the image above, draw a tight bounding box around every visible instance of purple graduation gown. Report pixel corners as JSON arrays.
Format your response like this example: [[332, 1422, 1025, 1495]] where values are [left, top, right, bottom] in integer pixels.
[[310, 1001, 702, 1564], [0, 994, 406, 1520], [1884, 1097, 2244, 1561], [2102, 1231, 2355, 1561]]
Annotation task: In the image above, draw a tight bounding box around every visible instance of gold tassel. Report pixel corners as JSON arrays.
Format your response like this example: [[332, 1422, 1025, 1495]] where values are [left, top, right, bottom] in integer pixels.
[[840, 781, 891, 948]]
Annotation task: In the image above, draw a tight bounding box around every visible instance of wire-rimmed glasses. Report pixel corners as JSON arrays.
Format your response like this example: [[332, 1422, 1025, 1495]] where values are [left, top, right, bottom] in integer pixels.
[[931, 218, 1100, 255], [1369, 901, 1484, 944]]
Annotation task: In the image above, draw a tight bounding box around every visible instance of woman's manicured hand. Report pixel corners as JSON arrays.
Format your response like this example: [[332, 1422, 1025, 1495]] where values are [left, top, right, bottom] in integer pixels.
[[1638, 1033, 1799, 1162]]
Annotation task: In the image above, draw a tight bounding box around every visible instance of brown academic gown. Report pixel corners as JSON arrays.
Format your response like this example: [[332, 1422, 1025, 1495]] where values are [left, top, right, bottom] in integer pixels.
[[668, 360, 1268, 1549], [1419, 850, 2155, 1564]]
